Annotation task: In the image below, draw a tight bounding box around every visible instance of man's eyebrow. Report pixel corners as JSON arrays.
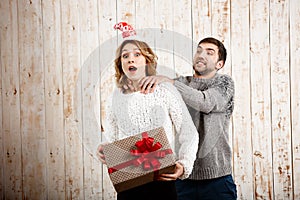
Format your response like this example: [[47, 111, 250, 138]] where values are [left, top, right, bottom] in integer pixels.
[[205, 48, 216, 52], [198, 45, 216, 52], [196, 46, 203, 51]]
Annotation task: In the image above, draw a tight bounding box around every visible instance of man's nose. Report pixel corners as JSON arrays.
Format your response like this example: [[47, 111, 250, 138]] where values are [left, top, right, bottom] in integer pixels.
[[195, 53, 205, 61], [197, 51, 205, 57]]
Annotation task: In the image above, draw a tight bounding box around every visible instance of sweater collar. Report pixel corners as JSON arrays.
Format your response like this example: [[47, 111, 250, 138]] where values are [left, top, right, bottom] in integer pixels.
[[189, 73, 220, 83]]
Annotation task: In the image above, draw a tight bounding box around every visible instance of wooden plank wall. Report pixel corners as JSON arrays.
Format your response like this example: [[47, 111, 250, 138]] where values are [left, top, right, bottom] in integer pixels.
[[0, 0, 300, 199]]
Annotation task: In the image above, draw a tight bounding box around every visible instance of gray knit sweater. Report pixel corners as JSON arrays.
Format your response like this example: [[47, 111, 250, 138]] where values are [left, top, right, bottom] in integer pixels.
[[174, 73, 234, 180]]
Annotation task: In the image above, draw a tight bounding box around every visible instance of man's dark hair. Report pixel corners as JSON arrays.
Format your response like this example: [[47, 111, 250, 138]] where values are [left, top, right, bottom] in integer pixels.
[[199, 37, 227, 64]]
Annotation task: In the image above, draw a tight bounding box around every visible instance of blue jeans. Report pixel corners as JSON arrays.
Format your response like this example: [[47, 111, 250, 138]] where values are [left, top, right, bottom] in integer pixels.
[[117, 180, 177, 200], [175, 175, 237, 200]]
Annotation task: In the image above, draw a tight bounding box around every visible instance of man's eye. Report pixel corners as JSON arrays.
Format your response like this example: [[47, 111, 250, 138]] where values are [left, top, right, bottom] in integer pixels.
[[196, 49, 202, 54]]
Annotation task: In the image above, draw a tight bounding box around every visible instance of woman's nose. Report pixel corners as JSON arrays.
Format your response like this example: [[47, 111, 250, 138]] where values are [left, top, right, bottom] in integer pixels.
[[128, 54, 134, 63]]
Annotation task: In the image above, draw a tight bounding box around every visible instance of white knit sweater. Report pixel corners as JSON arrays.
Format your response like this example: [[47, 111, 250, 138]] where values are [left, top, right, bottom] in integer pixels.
[[103, 82, 199, 179]]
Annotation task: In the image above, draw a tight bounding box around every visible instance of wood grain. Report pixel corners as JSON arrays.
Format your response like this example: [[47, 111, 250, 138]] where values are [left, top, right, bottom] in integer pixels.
[[18, 0, 47, 198], [61, 1, 84, 199], [290, 1, 300, 199], [0, 0, 300, 199], [0, 0, 22, 199], [231, 0, 253, 199], [270, 0, 293, 199], [250, 0, 273, 199]]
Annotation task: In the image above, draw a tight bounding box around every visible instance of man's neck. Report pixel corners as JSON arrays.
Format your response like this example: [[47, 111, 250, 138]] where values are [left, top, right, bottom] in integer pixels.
[[193, 71, 217, 79]]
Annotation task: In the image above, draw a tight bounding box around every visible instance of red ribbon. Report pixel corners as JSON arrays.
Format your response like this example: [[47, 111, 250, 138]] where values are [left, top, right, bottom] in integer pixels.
[[108, 132, 173, 174]]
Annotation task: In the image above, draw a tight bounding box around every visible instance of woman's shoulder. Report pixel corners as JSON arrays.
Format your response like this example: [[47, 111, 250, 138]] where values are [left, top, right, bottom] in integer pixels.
[[157, 82, 182, 99], [157, 82, 176, 92]]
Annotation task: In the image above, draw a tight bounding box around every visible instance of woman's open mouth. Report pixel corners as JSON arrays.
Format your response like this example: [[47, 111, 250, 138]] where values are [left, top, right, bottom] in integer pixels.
[[129, 66, 137, 71]]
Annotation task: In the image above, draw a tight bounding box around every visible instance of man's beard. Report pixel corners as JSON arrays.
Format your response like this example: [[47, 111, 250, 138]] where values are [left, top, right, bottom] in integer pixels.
[[193, 65, 214, 76], [194, 69, 202, 76], [193, 65, 204, 76]]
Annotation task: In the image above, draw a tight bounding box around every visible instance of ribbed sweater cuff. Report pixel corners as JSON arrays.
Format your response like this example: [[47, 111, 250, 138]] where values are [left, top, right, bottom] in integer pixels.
[[189, 165, 232, 180]]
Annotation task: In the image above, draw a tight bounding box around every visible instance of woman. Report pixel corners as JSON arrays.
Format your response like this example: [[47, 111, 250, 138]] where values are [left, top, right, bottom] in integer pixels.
[[97, 39, 198, 200]]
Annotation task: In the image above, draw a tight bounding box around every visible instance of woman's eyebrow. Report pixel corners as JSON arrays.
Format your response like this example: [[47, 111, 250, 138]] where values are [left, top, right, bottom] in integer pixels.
[[122, 48, 140, 52]]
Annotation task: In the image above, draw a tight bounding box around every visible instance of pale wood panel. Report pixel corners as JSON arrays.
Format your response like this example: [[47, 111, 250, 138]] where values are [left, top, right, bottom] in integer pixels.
[[60, 1, 84, 199], [135, 0, 156, 82], [154, 0, 175, 78], [173, 0, 193, 76], [41, 0, 65, 199], [98, 0, 118, 198], [98, 0, 117, 145], [2, 0, 300, 199], [191, 0, 211, 81], [18, 0, 47, 198], [116, 0, 136, 44], [211, 0, 230, 44], [211, 0, 231, 76], [135, 0, 155, 44], [77, 0, 103, 199], [249, 1, 273, 199], [290, 1, 300, 199], [270, 0, 293, 199], [135, 0, 156, 79], [231, 1, 253, 199], [192, 0, 212, 44], [0, 0, 22, 199]]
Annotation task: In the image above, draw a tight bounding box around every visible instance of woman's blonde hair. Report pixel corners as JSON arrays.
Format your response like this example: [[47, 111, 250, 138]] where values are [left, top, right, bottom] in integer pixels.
[[114, 39, 157, 89]]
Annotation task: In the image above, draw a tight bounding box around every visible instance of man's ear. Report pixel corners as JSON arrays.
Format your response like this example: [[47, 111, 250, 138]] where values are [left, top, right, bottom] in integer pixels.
[[216, 60, 224, 70]]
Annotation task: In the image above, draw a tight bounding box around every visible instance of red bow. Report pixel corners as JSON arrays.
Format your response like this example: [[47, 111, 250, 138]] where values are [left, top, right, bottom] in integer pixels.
[[130, 132, 165, 170], [108, 132, 173, 174]]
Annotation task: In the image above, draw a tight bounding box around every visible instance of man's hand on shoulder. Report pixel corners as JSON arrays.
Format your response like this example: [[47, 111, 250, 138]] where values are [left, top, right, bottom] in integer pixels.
[[139, 75, 174, 94]]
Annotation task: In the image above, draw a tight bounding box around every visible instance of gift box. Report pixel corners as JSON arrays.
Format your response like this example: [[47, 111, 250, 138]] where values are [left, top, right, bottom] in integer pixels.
[[102, 127, 176, 193]]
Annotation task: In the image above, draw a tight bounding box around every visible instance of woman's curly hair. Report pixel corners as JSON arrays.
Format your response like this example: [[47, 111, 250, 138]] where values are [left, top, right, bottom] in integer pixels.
[[114, 39, 157, 89]]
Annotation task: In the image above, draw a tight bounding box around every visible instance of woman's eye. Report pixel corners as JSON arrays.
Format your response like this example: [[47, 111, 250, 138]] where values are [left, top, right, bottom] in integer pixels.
[[122, 54, 128, 58], [134, 53, 141, 57]]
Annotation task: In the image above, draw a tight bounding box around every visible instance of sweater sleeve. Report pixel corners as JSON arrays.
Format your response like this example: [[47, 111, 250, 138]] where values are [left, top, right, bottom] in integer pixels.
[[160, 83, 199, 179], [174, 75, 234, 114]]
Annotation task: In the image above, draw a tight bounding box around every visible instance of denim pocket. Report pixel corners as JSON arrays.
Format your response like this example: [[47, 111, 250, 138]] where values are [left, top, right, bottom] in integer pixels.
[[224, 175, 237, 199]]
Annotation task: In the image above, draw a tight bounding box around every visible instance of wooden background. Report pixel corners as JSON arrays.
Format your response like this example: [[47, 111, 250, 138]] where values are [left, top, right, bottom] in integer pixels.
[[1, 0, 300, 199]]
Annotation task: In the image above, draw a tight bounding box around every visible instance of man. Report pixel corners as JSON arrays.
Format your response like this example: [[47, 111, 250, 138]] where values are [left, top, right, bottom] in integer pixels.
[[138, 37, 237, 199]]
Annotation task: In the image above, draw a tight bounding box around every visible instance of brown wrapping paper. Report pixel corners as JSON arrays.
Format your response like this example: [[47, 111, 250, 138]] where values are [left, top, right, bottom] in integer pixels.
[[102, 127, 176, 193]]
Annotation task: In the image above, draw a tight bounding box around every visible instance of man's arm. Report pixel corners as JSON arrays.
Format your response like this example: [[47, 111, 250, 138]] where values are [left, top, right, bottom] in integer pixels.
[[138, 75, 174, 94], [139, 75, 234, 113], [174, 75, 234, 113]]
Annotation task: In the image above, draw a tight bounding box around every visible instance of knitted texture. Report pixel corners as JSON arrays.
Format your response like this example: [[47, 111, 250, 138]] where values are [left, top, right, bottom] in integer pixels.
[[174, 73, 235, 180], [103, 82, 199, 179]]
